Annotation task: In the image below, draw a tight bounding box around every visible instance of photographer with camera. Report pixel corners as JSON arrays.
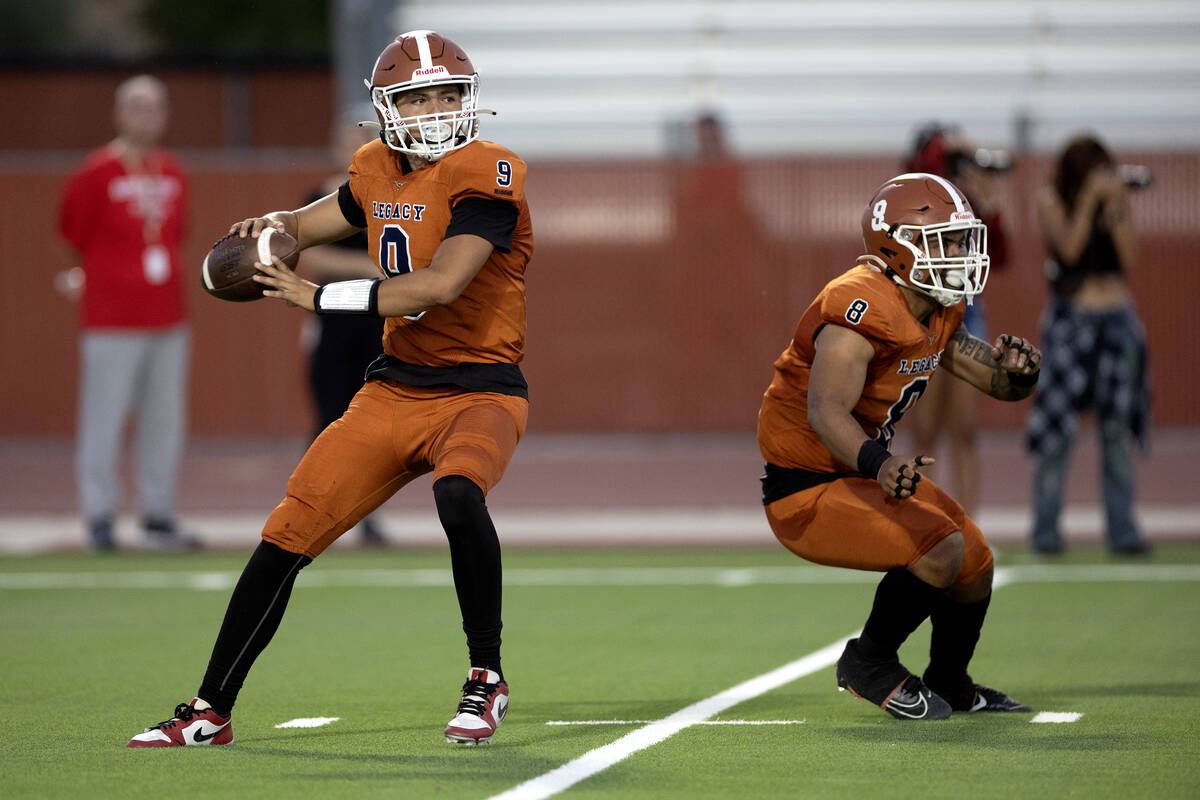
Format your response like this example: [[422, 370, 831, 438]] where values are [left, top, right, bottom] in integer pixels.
[[1026, 133, 1152, 555], [900, 123, 1011, 520]]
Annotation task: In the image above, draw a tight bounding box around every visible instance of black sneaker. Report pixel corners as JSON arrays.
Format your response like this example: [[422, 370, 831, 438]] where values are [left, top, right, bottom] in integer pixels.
[[924, 671, 1032, 713], [87, 518, 117, 552], [141, 518, 201, 552], [836, 638, 951, 721]]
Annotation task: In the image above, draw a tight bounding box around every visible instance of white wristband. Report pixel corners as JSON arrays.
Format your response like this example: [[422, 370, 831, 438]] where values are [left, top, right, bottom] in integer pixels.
[[314, 279, 381, 315]]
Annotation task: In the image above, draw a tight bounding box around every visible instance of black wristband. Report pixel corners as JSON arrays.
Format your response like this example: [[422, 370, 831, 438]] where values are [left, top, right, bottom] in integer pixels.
[[856, 440, 892, 480], [1008, 369, 1040, 388]]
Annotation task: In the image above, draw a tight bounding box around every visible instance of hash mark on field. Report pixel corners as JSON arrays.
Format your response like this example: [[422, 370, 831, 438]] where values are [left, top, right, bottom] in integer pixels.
[[274, 717, 340, 728], [546, 719, 805, 726], [1031, 712, 1083, 723]]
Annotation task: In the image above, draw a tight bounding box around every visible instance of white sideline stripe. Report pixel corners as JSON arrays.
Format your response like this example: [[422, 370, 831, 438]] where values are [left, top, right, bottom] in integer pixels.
[[274, 717, 339, 729], [546, 719, 806, 726], [2, 563, 1198, 591], [487, 637, 852, 800], [1031, 712, 1083, 724], [1, 503, 1198, 553]]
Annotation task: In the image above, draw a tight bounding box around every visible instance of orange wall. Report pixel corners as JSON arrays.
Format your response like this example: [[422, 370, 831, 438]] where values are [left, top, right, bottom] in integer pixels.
[[3, 69, 1195, 435], [3, 151, 1196, 436]]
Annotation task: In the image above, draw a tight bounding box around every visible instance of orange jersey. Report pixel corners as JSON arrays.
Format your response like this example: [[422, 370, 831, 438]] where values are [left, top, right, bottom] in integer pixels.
[[347, 138, 534, 367], [757, 265, 965, 473]]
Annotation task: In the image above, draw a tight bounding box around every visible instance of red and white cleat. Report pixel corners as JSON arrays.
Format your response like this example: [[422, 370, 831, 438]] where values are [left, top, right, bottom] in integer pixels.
[[444, 668, 508, 745], [127, 699, 233, 747]]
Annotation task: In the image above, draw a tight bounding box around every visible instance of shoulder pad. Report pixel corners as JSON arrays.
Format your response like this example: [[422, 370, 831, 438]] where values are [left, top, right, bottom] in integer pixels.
[[446, 141, 526, 205]]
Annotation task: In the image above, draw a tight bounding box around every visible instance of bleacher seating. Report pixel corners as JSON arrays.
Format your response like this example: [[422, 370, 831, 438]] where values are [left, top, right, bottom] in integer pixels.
[[391, 0, 1200, 158]]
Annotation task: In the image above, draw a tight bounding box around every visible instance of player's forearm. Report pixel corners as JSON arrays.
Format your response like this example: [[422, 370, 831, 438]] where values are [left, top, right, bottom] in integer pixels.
[[809, 400, 873, 470], [375, 270, 460, 317]]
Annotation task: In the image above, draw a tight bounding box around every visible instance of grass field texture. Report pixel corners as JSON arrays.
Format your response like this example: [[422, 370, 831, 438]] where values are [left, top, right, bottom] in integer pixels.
[[2, 544, 1198, 799]]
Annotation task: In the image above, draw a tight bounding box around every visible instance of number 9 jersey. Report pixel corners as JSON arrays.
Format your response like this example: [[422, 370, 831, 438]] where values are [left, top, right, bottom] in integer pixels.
[[757, 264, 965, 474], [343, 137, 534, 368]]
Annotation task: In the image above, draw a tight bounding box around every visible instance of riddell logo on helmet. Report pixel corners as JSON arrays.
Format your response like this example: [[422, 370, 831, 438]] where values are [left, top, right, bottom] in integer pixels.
[[414, 66, 450, 78], [951, 211, 973, 222]]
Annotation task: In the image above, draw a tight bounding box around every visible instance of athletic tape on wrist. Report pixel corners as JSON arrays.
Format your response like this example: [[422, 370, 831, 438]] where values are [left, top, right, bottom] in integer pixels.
[[314, 279, 381, 316], [1009, 369, 1040, 388], [857, 439, 892, 480]]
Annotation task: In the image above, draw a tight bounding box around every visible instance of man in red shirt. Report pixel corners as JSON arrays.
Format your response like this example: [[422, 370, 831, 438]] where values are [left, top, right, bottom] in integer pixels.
[[58, 74, 196, 552]]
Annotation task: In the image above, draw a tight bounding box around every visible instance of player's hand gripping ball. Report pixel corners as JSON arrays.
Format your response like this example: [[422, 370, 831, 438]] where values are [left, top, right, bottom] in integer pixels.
[[201, 228, 300, 302]]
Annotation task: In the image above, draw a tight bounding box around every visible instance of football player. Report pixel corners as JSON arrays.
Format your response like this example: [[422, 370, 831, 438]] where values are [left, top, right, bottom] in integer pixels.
[[757, 173, 1040, 720], [129, 30, 531, 748]]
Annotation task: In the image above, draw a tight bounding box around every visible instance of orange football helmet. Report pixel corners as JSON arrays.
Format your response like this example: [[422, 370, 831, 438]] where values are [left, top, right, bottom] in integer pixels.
[[857, 172, 989, 306], [366, 30, 482, 160]]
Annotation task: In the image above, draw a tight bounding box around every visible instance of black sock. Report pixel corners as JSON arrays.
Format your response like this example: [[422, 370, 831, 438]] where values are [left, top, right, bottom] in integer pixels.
[[434, 476, 504, 682], [197, 540, 311, 714], [925, 592, 991, 689], [859, 568, 945, 660]]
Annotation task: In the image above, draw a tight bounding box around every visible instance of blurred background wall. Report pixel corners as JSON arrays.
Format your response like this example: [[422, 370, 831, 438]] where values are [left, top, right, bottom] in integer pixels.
[[2, 0, 1198, 436]]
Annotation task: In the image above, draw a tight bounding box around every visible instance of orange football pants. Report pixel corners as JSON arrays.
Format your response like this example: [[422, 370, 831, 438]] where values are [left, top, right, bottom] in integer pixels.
[[262, 379, 527, 558], [764, 475, 993, 587]]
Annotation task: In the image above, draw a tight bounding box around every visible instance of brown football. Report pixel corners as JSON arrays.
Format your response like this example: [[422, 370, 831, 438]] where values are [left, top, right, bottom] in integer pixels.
[[201, 228, 301, 302]]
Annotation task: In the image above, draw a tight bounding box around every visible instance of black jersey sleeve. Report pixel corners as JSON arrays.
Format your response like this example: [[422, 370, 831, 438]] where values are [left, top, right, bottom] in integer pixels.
[[337, 180, 368, 228], [445, 196, 519, 253]]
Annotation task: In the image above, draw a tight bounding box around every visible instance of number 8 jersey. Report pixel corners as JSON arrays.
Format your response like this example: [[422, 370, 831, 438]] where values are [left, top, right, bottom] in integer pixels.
[[757, 264, 964, 474], [341, 137, 534, 369]]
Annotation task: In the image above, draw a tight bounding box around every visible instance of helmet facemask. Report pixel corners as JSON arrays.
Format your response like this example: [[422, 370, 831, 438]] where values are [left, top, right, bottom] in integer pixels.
[[895, 215, 989, 306], [369, 74, 481, 161]]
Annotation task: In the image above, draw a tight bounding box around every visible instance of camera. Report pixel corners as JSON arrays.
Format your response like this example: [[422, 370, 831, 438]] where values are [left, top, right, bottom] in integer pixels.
[[1117, 165, 1153, 189]]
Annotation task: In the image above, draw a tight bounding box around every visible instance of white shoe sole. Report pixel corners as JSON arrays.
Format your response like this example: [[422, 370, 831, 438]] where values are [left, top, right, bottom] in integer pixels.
[[445, 733, 493, 745]]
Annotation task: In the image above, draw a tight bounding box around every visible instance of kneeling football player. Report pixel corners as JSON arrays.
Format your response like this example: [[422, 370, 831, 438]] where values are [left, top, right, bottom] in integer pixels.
[[128, 30, 531, 747], [757, 172, 1038, 719]]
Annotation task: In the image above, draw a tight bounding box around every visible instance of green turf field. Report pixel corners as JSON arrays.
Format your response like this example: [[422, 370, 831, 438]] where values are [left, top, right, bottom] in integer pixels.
[[2, 544, 1198, 799]]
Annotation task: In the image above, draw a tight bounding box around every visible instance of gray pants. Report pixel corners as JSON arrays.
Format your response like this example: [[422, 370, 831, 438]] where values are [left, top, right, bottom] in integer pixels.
[[77, 326, 189, 523], [1031, 421, 1141, 552]]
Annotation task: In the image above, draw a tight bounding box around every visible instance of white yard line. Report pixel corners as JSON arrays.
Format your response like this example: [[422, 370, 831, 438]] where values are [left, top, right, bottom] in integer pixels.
[[487, 638, 852, 800], [3, 563, 1198, 591], [545, 719, 806, 726]]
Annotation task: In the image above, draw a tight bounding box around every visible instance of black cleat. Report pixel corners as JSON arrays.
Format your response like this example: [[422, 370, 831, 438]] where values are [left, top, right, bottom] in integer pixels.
[[836, 638, 951, 721], [964, 684, 1032, 712], [923, 671, 1032, 713]]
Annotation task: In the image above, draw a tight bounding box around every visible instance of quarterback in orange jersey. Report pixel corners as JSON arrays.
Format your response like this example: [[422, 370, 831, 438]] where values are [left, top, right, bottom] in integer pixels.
[[128, 31, 529, 749], [757, 173, 1042, 721]]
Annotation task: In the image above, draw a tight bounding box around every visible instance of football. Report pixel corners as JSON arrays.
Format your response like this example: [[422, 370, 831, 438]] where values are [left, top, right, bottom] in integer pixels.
[[201, 228, 301, 302]]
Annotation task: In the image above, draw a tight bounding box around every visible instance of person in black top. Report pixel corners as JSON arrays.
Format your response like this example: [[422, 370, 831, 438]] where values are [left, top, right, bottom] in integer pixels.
[[1026, 134, 1151, 555], [299, 114, 389, 546], [901, 123, 1012, 520]]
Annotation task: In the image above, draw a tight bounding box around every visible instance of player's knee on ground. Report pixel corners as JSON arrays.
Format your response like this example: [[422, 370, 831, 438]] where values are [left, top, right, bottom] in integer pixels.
[[912, 530, 964, 589]]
